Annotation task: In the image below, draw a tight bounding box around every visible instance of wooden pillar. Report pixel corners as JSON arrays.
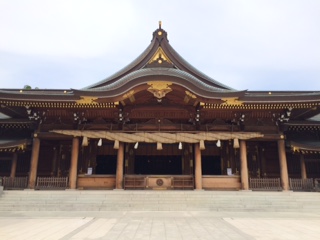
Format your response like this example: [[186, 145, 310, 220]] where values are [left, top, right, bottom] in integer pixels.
[[28, 137, 40, 189], [300, 154, 307, 179], [240, 140, 249, 190], [194, 143, 202, 190], [278, 139, 289, 191], [115, 142, 124, 189], [69, 137, 79, 189], [10, 152, 18, 178]]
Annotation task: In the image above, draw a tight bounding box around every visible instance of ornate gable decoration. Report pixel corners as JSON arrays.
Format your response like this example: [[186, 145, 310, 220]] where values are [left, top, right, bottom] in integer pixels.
[[149, 47, 172, 64], [147, 81, 172, 99]]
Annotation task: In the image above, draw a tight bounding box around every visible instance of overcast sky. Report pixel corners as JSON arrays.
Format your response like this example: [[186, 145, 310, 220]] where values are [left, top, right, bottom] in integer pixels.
[[0, 0, 320, 91]]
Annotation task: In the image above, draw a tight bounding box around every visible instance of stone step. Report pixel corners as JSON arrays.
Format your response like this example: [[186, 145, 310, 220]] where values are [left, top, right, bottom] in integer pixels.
[[2, 191, 316, 197], [1, 190, 320, 212], [1, 200, 316, 205]]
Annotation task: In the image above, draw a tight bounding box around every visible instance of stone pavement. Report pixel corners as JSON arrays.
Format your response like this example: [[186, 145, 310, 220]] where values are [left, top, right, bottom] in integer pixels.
[[1, 211, 320, 240]]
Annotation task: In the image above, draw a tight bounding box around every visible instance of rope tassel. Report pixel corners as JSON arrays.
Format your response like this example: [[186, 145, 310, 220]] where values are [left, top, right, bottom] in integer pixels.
[[199, 140, 205, 150], [113, 140, 119, 149], [157, 142, 163, 150]]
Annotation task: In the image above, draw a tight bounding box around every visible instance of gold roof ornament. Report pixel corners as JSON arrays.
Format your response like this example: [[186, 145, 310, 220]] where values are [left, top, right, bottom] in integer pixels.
[[184, 91, 197, 104], [148, 47, 172, 64], [185, 91, 197, 99], [221, 97, 243, 106], [147, 81, 172, 99], [76, 96, 98, 105], [123, 90, 135, 103]]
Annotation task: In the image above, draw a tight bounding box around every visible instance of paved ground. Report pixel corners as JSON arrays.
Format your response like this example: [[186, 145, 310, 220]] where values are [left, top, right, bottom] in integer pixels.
[[1, 211, 320, 240]]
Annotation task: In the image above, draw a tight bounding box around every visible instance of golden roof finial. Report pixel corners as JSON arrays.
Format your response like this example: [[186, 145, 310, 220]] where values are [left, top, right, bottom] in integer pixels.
[[159, 21, 162, 29]]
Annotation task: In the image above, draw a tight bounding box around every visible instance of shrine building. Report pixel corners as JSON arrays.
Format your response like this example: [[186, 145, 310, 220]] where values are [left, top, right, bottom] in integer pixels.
[[1, 23, 320, 191]]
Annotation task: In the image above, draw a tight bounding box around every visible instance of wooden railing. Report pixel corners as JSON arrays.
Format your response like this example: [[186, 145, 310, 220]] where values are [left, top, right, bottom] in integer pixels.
[[289, 178, 314, 191], [1, 177, 28, 190], [249, 178, 282, 191], [36, 177, 69, 190], [172, 176, 194, 190], [124, 176, 146, 190]]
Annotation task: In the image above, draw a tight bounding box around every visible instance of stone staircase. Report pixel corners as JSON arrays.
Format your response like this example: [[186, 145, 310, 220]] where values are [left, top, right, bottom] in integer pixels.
[[0, 190, 320, 212]]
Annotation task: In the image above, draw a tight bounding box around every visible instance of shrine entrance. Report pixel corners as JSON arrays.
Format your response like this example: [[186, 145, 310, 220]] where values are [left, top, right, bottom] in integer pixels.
[[126, 142, 193, 176], [202, 156, 221, 175], [124, 143, 194, 189], [95, 155, 117, 174], [134, 156, 182, 175]]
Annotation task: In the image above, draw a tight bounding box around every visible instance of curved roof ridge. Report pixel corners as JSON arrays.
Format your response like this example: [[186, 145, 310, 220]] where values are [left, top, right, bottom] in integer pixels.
[[83, 39, 157, 89], [83, 68, 235, 93], [163, 42, 234, 90]]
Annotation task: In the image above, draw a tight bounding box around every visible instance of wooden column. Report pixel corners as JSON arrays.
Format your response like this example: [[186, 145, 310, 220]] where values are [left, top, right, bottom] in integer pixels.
[[240, 140, 249, 190], [115, 142, 124, 189], [10, 152, 18, 178], [194, 143, 202, 190], [69, 137, 79, 189], [278, 139, 289, 191], [28, 137, 41, 189], [300, 154, 307, 179]]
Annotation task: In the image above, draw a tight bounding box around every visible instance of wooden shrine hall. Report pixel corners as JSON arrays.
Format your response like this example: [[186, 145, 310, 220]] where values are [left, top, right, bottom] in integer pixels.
[[1, 23, 320, 191]]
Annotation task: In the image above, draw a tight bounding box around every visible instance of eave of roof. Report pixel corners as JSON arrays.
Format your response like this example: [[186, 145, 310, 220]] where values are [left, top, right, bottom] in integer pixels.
[[1, 87, 320, 105], [0, 139, 31, 150], [289, 140, 320, 153], [284, 120, 320, 127], [72, 68, 245, 99]]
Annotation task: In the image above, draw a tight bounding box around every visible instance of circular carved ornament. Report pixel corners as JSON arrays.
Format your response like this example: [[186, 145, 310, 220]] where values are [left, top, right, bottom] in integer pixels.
[[156, 179, 164, 186]]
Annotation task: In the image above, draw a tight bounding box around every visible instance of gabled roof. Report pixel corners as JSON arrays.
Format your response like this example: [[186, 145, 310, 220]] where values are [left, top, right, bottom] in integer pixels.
[[84, 25, 234, 91], [0, 24, 319, 121]]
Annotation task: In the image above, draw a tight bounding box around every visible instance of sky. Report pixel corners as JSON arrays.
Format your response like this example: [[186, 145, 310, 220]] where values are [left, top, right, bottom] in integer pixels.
[[0, 0, 320, 91]]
